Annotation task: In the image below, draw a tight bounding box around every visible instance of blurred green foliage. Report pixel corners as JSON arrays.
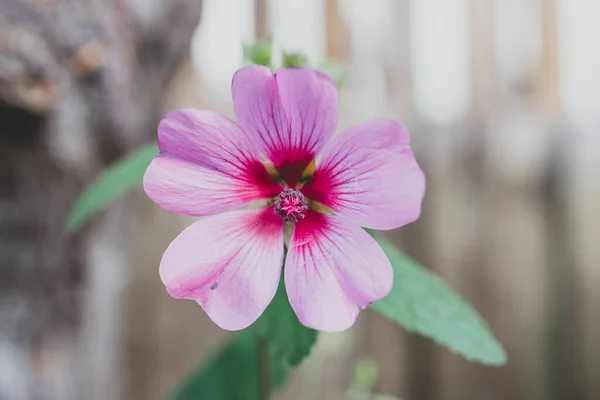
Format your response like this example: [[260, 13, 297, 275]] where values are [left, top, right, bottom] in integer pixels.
[[66, 143, 158, 233], [253, 278, 318, 367], [171, 331, 288, 400], [243, 41, 273, 69]]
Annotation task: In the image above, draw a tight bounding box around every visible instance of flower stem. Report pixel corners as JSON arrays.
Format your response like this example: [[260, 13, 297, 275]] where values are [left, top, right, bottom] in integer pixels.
[[257, 337, 271, 400]]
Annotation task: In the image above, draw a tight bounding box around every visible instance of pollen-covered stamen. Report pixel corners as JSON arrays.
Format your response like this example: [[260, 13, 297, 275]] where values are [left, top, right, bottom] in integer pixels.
[[274, 189, 308, 224]]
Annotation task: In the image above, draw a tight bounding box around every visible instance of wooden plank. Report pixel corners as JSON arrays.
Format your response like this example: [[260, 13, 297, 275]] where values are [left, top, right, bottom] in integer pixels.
[[410, 0, 471, 125], [561, 130, 600, 400]]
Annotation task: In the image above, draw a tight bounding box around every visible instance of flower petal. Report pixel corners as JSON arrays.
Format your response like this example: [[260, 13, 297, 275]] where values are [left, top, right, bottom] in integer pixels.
[[303, 120, 425, 230], [144, 109, 280, 216], [232, 66, 338, 170], [275, 68, 339, 160], [160, 209, 284, 331], [284, 212, 393, 332], [158, 108, 260, 171], [329, 119, 411, 153]]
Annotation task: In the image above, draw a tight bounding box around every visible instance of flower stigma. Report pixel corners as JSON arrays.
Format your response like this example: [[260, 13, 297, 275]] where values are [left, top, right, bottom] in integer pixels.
[[274, 188, 308, 224]]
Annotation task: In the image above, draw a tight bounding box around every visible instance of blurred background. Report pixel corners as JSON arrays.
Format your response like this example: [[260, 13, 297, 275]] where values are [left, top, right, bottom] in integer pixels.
[[1, 0, 599, 399]]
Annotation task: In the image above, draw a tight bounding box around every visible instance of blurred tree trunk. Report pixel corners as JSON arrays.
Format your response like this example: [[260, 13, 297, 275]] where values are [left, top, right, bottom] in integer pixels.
[[0, 1, 201, 399]]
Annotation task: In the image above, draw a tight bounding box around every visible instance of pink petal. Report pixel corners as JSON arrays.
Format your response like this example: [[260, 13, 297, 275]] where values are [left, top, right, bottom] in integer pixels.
[[275, 68, 339, 160], [285, 212, 393, 332], [160, 209, 284, 331], [330, 119, 411, 153], [144, 109, 280, 216], [303, 120, 425, 230], [232, 66, 338, 175]]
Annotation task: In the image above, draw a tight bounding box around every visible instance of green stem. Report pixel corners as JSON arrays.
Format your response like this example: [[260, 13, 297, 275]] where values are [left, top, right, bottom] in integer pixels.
[[257, 337, 271, 400]]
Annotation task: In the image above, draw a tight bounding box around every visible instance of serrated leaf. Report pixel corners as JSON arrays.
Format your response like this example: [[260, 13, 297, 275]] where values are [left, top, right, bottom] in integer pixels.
[[253, 278, 318, 366], [171, 331, 289, 400], [370, 235, 507, 366], [66, 142, 158, 233]]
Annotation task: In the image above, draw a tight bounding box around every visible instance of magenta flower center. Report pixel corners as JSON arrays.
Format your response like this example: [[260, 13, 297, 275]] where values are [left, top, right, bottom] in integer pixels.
[[274, 189, 308, 223]]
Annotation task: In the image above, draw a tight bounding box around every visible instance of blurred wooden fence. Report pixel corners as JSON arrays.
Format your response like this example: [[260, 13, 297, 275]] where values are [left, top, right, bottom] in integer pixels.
[[127, 1, 600, 399], [3, 0, 595, 399]]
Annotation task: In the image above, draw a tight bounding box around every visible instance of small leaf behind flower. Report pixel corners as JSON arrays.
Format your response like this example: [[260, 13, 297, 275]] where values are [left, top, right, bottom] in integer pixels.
[[281, 51, 347, 88], [243, 41, 273, 68], [316, 60, 347, 87], [370, 235, 507, 366], [66, 142, 158, 233], [171, 331, 288, 400], [281, 51, 310, 68], [253, 278, 318, 366]]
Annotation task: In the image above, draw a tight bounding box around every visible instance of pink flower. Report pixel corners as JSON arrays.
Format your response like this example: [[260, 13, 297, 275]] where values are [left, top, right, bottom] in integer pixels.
[[143, 66, 425, 332]]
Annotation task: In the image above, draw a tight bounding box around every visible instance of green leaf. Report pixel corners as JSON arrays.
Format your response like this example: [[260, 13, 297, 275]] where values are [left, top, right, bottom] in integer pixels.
[[241, 41, 346, 89], [281, 51, 310, 68], [253, 278, 318, 366], [351, 358, 378, 391], [171, 273, 316, 400], [370, 235, 507, 366], [316, 60, 347, 88], [171, 331, 289, 400], [66, 142, 158, 233], [281, 52, 346, 88], [243, 41, 273, 68]]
